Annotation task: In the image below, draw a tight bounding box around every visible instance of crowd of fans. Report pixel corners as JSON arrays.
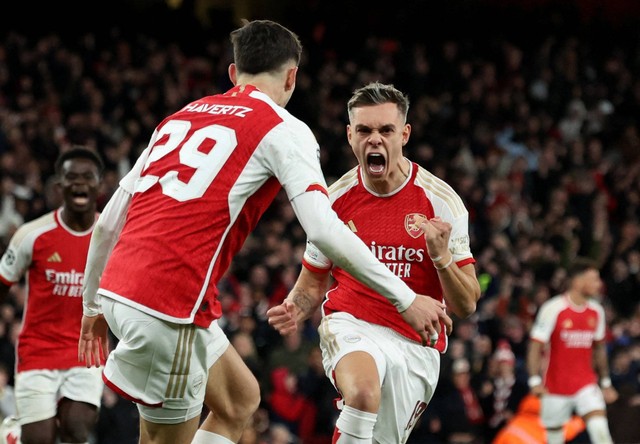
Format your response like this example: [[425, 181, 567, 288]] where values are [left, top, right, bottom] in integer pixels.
[[0, 2, 639, 443]]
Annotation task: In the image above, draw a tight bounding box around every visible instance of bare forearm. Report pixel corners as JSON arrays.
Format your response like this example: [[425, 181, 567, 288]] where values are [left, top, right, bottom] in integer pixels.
[[437, 263, 480, 318], [527, 340, 543, 376], [285, 267, 329, 322], [287, 286, 322, 322], [593, 342, 610, 379]]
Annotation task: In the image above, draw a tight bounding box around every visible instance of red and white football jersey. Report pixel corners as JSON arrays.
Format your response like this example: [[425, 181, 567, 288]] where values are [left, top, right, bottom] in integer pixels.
[[98, 85, 327, 327], [303, 162, 475, 350], [529, 294, 606, 395], [0, 209, 97, 372]]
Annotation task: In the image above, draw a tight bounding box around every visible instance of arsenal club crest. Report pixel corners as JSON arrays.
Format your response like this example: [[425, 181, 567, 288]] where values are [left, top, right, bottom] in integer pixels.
[[405, 213, 426, 238]]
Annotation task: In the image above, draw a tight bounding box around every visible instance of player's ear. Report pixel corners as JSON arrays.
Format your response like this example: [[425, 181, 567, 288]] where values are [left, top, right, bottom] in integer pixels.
[[228, 64, 238, 85], [284, 66, 298, 92], [402, 123, 411, 146]]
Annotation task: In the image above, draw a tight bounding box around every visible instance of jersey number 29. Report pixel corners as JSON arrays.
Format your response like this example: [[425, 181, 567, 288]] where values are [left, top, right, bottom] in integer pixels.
[[136, 120, 237, 202]]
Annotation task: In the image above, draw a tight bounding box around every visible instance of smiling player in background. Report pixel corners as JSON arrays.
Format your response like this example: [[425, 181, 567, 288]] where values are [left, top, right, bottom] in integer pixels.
[[0, 146, 104, 444]]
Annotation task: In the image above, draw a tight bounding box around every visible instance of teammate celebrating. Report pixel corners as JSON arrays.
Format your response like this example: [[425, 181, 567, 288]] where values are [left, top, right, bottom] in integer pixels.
[[0, 147, 104, 444], [78, 21, 451, 444], [527, 258, 618, 444], [267, 82, 480, 443]]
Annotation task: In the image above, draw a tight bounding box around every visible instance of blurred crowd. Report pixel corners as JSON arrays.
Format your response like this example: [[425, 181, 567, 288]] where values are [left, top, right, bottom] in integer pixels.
[[0, 2, 639, 443]]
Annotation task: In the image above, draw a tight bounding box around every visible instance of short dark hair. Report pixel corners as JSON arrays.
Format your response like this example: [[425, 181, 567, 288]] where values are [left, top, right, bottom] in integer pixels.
[[54, 146, 104, 177], [347, 82, 410, 123], [230, 19, 302, 75], [567, 257, 599, 278]]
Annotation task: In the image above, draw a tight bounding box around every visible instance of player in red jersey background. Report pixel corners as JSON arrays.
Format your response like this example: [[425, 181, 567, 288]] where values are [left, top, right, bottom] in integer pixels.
[[527, 258, 618, 444], [78, 21, 452, 444], [267, 82, 480, 444], [0, 147, 104, 444]]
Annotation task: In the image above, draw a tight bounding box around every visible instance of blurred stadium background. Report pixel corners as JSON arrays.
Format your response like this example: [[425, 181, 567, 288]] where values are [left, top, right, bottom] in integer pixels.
[[0, 1, 639, 443]]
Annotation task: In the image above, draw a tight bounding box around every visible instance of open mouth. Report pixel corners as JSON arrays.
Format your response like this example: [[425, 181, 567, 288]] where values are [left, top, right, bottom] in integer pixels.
[[71, 191, 90, 206], [367, 153, 386, 175]]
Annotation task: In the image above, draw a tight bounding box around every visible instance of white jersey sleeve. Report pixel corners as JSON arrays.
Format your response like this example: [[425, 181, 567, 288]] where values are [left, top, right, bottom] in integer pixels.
[[82, 139, 151, 316], [82, 186, 132, 316], [261, 116, 327, 201], [83, 140, 151, 315], [120, 140, 154, 194], [530, 298, 560, 343], [303, 240, 332, 271], [0, 225, 35, 283], [416, 167, 473, 263], [446, 211, 472, 263]]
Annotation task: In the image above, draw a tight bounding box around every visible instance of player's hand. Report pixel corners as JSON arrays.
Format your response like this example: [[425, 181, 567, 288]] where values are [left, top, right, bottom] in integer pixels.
[[530, 384, 546, 397], [602, 386, 618, 404], [78, 314, 109, 368], [401, 294, 452, 346], [420, 217, 452, 259], [266, 301, 300, 336]]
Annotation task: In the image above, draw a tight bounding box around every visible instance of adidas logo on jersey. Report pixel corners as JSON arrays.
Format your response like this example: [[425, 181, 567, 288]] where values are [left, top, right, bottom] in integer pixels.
[[47, 252, 62, 262]]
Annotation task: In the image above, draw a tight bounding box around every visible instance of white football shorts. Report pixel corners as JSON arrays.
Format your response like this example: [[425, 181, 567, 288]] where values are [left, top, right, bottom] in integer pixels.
[[101, 296, 229, 424], [319, 312, 440, 444], [541, 383, 607, 427], [14, 366, 103, 425]]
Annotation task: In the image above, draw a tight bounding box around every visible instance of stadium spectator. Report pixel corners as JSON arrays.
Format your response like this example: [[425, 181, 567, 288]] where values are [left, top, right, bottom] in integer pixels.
[[436, 358, 485, 444], [492, 393, 586, 444], [478, 341, 528, 442]]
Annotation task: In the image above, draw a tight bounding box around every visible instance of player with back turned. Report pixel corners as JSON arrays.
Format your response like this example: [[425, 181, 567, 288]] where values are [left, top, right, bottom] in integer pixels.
[[78, 20, 452, 444]]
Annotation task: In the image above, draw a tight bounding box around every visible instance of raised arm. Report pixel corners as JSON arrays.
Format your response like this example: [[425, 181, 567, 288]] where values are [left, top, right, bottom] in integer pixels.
[[420, 216, 480, 318]]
